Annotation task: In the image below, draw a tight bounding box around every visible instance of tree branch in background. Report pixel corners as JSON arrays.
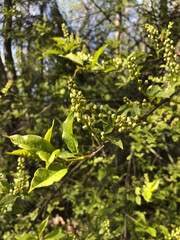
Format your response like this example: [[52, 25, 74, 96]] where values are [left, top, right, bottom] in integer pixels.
[[140, 88, 180, 121]]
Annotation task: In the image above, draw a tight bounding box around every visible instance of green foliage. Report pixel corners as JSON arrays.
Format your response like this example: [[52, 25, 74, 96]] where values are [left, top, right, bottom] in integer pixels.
[[0, 2, 180, 239]]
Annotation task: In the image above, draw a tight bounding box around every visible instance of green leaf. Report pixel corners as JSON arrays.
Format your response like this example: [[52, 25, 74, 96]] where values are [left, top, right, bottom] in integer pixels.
[[146, 85, 161, 96], [132, 102, 140, 116], [62, 112, 79, 153], [103, 124, 114, 134], [8, 135, 55, 154], [56, 149, 75, 159], [29, 164, 68, 193], [146, 226, 156, 237], [44, 120, 54, 142], [135, 211, 146, 225], [0, 179, 10, 193], [63, 53, 83, 66], [92, 44, 108, 67], [155, 89, 174, 98], [135, 195, 141, 205], [103, 65, 116, 73], [7, 149, 39, 160], [38, 216, 49, 240], [15, 234, 36, 240], [159, 225, 169, 236], [12, 204, 24, 214], [142, 186, 152, 202], [46, 149, 61, 168], [107, 137, 123, 149], [46, 50, 61, 55], [44, 228, 66, 240], [149, 179, 160, 192], [0, 194, 18, 206], [37, 151, 51, 162]]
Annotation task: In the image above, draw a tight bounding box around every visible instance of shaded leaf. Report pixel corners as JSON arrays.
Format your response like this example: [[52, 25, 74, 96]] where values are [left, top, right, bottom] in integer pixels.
[[0, 194, 18, 206]]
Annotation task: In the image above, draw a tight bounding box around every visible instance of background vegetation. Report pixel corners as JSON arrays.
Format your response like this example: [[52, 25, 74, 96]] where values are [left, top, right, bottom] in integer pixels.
[[0, 0, 180, 239]]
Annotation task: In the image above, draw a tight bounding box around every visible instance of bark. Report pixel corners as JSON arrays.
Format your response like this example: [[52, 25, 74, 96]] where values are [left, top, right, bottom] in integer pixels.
[[3, 0, 17, 82], [0, 53, 7, 88]]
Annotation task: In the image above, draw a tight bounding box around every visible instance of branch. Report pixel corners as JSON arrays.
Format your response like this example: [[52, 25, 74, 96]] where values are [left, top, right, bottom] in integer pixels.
[[61, 141, 108, 162], [140, 88, 180, 121], [90, 0, 112, 23]]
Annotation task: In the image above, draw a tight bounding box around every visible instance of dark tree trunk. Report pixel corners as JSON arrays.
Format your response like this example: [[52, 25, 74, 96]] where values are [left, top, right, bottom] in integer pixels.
[[0, 53, 7, 88], [3, 0, 17, 83]]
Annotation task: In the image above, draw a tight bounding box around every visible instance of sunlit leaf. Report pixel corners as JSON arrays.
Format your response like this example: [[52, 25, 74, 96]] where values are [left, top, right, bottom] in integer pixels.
[[38, 216, 49, 240], [29, 163, 67, 193], [44, 120, 54, 142], [107, 137, 123, 149], [8, 135, 55, 154], [63, 53, 83, 66], [62, 112, 79, 153], [92, 44, 108, 67]]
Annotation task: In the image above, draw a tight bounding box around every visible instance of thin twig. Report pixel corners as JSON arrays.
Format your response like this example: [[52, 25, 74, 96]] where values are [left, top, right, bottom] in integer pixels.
[[140, 88, 180, 121]]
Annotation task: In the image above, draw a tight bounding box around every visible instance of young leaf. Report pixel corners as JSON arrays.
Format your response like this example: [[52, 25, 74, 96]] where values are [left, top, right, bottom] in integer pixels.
[[63, 53, 83, 66], [62, 112, 79, 153], [28, 164, 68, 193], [37, 151, 51, 162], [46, 149, 61, 168], [142, 186, 152, 202], [8, 135, 55, 154], [38, 216, 49, 240], [92, 44, 108, 67], [0, 179, 10, 193], [56, 149, 75, 159], [135, 195, 141, 205], [146, 227, 156, 237], [44, 120, 54, 142], [0, 194, 18, 206], [15, 234, 36, 240], [44, 228, 66, 240], [107, 137, 123, 150], [7, 149, 40, 160]]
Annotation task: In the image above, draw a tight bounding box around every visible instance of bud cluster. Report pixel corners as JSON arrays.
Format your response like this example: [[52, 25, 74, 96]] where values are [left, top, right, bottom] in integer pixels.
[[127, 53, 140, 81], [135, 187, 141, 196], [9, 157, 25, 195], [77, 51, 93, 62], [61, 23, 81, 45], [113, 56, 122, 68], [163, 38, 179, 76], [145, 23, 160, 52], [68, 79, 95, 133], [144, 173, 149, 185], [165, 227, 180, 240]]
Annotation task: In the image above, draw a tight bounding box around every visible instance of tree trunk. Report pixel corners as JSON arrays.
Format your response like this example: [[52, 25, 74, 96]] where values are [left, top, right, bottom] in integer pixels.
[[0, 53, 7, 88], [3, 0, 17, 83]]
